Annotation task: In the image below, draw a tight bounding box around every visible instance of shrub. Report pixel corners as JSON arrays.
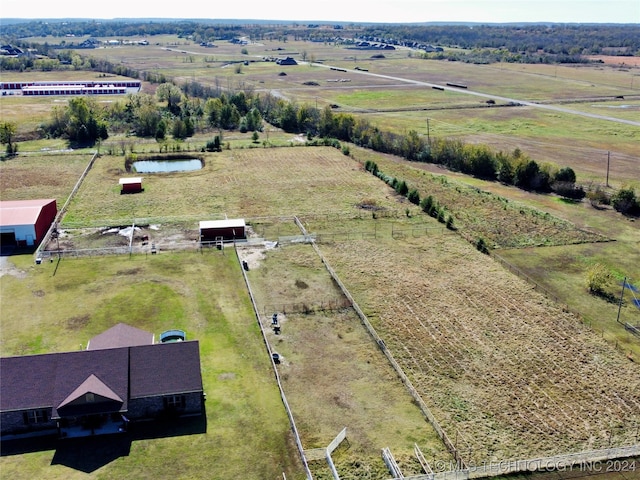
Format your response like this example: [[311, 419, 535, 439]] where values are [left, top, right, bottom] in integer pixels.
[[407, 188, 420, 205], [428, 203, 439, 218], [585, 263, 614, 300], [446, 215, 455, 230], [420, 195, 434, 213], [553, 181, 586, 200], [206, 136, 222, 152], [585, 185, 610, 208], [612, 187, 639, 215], [476, 237, 489, 254], [555, 166, 577, 183], [396, 180, 409, 196]]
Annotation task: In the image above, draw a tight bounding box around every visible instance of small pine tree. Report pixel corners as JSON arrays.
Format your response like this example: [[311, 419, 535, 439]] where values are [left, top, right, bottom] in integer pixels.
[[407, 188, 420, 205], [420, 195, 434, 213], [446, 215, 455, 230], [476, 237, 489, 254]]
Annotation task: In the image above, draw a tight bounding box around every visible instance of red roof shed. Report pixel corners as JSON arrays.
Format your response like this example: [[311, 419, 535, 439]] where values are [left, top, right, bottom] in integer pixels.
[[119, 177, 143, 194]]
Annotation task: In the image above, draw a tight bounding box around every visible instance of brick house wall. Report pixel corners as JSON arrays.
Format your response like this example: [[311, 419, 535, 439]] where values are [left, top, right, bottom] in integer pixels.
[[128, 392, 203, 419], [0, 410, 57, 437]]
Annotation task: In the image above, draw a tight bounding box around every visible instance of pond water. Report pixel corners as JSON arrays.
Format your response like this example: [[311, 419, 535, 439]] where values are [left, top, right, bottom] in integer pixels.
[[132, 159, 202, 173]]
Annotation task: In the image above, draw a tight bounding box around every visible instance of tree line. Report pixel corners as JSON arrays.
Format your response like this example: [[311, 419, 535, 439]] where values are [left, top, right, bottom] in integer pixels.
[[34, 77, 640, 216], [3, 20, 638, 61]]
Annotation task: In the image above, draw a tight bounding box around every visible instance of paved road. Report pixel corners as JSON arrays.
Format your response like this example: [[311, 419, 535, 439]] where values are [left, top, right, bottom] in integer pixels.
[[306, 62, 640, 127]]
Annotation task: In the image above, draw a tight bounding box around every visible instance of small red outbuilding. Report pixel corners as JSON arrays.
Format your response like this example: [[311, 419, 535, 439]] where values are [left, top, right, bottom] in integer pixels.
[[119, 177, 143, 194]]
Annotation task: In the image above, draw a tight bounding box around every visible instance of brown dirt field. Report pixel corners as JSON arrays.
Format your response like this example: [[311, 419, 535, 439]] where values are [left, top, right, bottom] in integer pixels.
[[587, 56, 640, 67]]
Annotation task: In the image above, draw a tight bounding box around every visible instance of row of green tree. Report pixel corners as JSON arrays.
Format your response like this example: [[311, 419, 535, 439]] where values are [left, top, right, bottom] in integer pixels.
[[39, 82, 265, 145]]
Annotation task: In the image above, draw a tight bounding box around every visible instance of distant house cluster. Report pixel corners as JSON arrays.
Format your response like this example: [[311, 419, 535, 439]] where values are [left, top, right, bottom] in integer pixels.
[[0, 324, 204, 439], [78, 38, 149, 48], [262, 56, 298, 65], [354, 41, 396, 50]]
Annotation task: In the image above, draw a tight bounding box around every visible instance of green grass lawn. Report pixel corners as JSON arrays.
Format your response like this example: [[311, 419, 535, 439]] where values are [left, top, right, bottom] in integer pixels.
[[0, 251, 304, 479]]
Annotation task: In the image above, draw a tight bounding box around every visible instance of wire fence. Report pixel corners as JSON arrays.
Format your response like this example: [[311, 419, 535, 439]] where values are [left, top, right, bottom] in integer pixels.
[[262, 298, 352, 317], [398, 445, 640, 480], [235, 244, 313, 480]]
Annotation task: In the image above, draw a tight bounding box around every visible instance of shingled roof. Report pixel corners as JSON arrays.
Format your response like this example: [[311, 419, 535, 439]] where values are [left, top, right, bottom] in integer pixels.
[[130, 341, 203, 398], [1, 333, 202, 420], [86, 323, 154, 350]]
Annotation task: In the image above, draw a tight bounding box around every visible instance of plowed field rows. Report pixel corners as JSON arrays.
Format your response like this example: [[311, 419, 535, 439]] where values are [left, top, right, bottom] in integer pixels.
[[317, 233, 640, 462]]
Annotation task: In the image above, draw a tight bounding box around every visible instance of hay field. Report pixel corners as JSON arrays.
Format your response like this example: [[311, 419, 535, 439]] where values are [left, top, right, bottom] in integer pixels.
[[241, 243, 452, 478], [313, 232, 639, 462]]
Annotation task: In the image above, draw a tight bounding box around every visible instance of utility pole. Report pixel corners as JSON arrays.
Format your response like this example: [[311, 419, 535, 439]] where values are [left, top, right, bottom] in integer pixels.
[[616, 277, 626, 324]]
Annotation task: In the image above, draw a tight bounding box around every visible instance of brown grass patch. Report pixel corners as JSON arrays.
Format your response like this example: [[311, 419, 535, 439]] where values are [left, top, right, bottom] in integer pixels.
[[318, 233, 640, 461]]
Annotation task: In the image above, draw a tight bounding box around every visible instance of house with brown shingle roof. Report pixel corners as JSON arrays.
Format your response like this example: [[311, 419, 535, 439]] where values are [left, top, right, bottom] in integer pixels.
[[0, 325, 204, 438]]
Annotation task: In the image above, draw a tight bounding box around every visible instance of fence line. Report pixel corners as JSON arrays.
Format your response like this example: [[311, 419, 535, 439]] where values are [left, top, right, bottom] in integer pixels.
[[293, 217, 467, 469], [492, 252, 640, 339], [491, 252, 565, 305], [35, 151, 99, 260], [263, 299, 352, 316], [399, 444, 640, 480], [235, 244, 313, 480]]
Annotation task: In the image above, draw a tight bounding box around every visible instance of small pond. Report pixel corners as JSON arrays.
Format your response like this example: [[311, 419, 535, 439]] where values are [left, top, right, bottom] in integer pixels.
[[132, 159, 202, 173]]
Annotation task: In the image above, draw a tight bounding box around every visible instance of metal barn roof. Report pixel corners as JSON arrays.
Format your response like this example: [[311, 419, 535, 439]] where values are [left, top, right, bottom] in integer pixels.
[[0, 199, 56, 227], [199, 219, 245, 230], [119, 177, 143, 185]]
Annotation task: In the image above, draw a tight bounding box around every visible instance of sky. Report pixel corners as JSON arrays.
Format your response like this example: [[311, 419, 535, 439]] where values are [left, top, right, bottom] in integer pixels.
[[1, 0, 639, 24]]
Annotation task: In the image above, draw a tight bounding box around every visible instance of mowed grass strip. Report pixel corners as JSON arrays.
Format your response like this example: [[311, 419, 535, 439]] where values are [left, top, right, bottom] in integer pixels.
[[0, 251, 304, 480]]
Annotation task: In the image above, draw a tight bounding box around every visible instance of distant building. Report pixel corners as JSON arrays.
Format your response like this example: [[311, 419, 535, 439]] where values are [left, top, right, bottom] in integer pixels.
[[276, 56, 298, 65], [0, 199, 57, 248], [199, 218, 246, 243]]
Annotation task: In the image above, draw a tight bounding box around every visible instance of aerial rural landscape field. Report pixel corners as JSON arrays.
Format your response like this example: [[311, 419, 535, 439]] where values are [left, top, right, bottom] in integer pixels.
[[1, 16, 639, 480]]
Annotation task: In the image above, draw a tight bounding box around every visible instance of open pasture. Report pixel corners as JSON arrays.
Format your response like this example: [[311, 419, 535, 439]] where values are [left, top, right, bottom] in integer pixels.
[[0, 153, 91, 203], [61, 146, 400, 227], [241, 242, 452, 478], [315, 232, 640, 462]]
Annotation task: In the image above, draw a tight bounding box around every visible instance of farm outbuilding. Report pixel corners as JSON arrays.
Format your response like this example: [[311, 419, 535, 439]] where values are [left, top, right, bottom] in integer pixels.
[[119, 177, 143, 194], [0, 199, 57, 248], [199, 218, 246, 242]]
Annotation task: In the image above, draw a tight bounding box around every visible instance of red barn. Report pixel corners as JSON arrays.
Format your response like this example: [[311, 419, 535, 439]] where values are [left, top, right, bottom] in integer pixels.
[[0, 199, 57, 248], [119, 177, 143, 194]]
